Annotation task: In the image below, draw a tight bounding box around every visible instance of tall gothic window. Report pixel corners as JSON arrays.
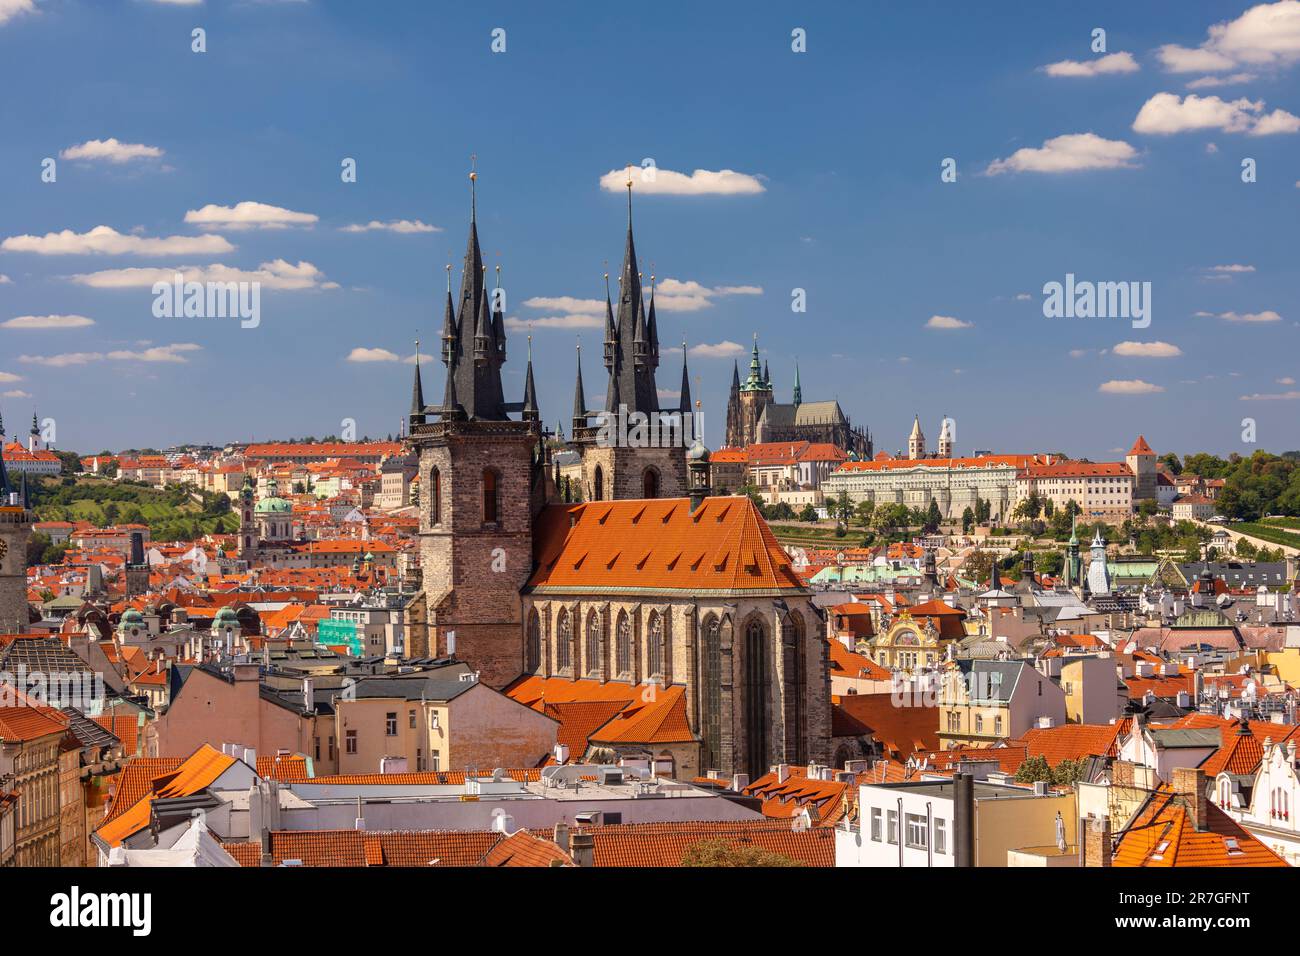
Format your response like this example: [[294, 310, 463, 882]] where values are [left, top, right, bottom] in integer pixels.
[[615, 611, 631, 678], [482, 469, 500, 524], [585, 610, 602, 677], [643, 468, 658, 499], [647, 612, 664, 680], [556, 609, 572, 673], [526, 609, 541, 673], [784, 612, 807, 764], [701, 615, 722, 771], [743, 617, 769, 779], [593, 465, 604, 502], [429, 467, 441, 526]]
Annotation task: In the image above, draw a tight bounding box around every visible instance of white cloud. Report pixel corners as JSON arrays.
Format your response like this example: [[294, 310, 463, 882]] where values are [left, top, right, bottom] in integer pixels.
[[1187, 72, 1256, 88], [2, 389, 30, 398], [340, 219, 440, 234], [0, 1, 36, 27], [986, 133, 1139, 174], [69, 259, 335, 291], [1014, 293, 1032, 301], [599, 167, 765, 196], [0, 372, 22, 383], [0, 274, 10, 284], [1219, 309, 1282, 322], [184, 201, 318, 230], [18, 343, 201, 366], [1069, 348, 1091, 358], [1, 225, 233, 256], [1099, 379, 1165, 394], [1240, 390, 1300, 400], [1278, 376, 1297, 385], [1042, 51, 1140, 77], [521, 296, 605, 314], [2, 314, 95, 330], [925, 314, 973, 329], [689, 341, 745, 358], [504, 314, 603, 331], [1131, 92, 1297, 135], [1206, 263, 1255, 273], [1252, 108, 1300, 134], [1112, 340, 1183, 357], [1158, 2, 1300, 74], [59, 138, 164, 164], [346, 347, 401, 363], [1156, 44, 1238, 73]]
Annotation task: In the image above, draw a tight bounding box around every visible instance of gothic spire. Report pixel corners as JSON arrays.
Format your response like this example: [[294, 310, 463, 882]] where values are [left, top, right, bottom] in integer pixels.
[[607, 167, 658, 414], [602, 271, 616, 372], [572, 342, 588, 434], [522, 335, 538, 422], [646, 272, 659, 368], [731, 359, 741, 391], [409, 338, 426, 427], [793, 361, 802, 406], [678, 337, 692, 415]]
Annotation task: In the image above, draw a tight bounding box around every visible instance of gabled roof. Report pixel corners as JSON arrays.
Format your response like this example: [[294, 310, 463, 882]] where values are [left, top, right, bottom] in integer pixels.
[[1113, 785, 1285, 867], [528, 497, 805, 594], [1128, 435, 1154, 456]]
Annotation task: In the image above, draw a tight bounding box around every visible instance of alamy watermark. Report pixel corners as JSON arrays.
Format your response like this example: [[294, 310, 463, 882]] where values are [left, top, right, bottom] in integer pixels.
[[152, 273, 260, 328], [1, 666, 106, 710], [1042, 273, 1150, 329], [595, 404, 702, 449]]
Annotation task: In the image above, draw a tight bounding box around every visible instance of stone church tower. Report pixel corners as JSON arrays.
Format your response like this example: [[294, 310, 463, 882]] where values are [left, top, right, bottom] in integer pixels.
[[570, 178, 689, 501], [0, 445, 33, 632], [723, 336, 773, 448], [406, 171, 546, 687]]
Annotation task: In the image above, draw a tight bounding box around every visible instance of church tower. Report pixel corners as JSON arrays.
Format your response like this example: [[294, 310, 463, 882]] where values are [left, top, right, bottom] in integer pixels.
[[572, 173, 687, 501], [0, 442, 33, 632], [937, 416, 953, 458], [407, 166, 542, 687], [1126, 435, 1157, 501], [237, 474, 258, 561], [908, 415, 926, 460]]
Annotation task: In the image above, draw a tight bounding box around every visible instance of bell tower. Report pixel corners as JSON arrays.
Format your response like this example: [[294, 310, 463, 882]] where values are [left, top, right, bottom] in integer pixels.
[[408, 165, 541, 687]]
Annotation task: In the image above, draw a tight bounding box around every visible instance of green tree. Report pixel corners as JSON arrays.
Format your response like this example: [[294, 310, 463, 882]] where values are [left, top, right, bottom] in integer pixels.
[[854, 499, 876, 528], [924, 498, 942, 532], [798, 504, 818, 522], [961, 506, 975, 534], [1014, 755, 1052, 784]]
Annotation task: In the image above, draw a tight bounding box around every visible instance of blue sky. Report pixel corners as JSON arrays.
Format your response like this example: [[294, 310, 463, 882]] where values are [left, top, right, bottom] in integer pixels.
[[0, 0, 1297, 459]]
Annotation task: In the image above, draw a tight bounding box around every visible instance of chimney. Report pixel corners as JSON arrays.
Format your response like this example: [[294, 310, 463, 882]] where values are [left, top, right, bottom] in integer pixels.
[[1084, 815, 1112, 867], [553, 822, 570, 852], [1172, 766, 1208, 831], [570, 830, 595, 867], [731, 773, 749, 792], [355, 796, 366, 831], [775, 763, 790, 783], [953, 772, 975, 867]]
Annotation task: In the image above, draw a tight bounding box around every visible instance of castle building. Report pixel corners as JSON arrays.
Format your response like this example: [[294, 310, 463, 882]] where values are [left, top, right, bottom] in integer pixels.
[[1126, 435, 1157, 501], [724, 337, 871, 457], [404, 172, 829, 777], [908, 415, 925, 460]]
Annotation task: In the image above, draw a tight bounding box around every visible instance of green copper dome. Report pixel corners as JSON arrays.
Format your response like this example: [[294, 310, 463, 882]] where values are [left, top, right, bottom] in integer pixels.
[[254, 477, 292, 514]]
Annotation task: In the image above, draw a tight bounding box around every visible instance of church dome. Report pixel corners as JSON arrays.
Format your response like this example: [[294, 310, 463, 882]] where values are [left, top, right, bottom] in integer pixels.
[[254, 496, 292, 515], [213, 606, 239, 628]]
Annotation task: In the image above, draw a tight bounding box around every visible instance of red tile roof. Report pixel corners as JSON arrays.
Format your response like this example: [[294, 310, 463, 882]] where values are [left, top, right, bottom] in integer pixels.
[[581, 819, 835, 867], [528, 497, 805, 593], [831, 693, 939, 757], [1114, 785, 1286, 867]]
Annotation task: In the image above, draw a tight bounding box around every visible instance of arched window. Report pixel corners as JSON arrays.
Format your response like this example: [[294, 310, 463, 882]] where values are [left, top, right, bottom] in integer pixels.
[[593, 465, 604, 502], [556, 609, 572, 673], [643, 468, 658, 499], [482, 469, 500, 524], [585, 610, 602, 677], [430, 467, 441, 525], [647, 612, 664, 680], [743, 617, 770, 778], [615, 611, 631, 678], [526, 609, 541, 673], [700, 615, 723, 771], [784, 612, 807, 764]]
